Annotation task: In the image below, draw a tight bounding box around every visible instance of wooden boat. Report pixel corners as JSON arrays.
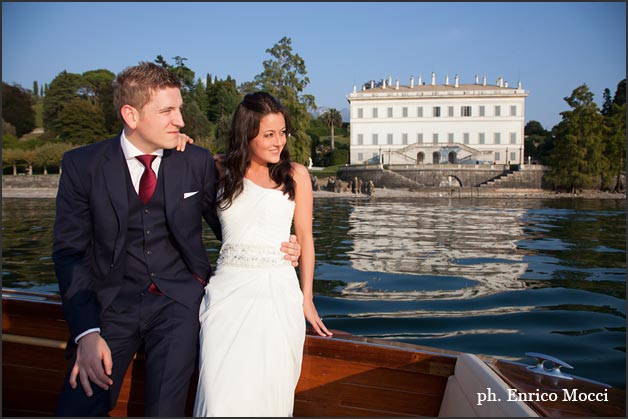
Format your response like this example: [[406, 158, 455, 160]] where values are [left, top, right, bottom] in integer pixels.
[[2, 288, 625, 417]]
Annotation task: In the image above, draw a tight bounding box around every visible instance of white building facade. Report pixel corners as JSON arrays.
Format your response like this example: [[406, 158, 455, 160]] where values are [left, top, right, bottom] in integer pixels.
[[347, 73, 528, 166]]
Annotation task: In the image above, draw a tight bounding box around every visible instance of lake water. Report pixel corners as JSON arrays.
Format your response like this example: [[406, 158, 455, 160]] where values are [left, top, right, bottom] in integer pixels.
[[2, 196, 626, 388]]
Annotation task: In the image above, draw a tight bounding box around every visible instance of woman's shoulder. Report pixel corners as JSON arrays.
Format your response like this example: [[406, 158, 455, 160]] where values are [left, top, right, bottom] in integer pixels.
[[290, 161, 309, 178]]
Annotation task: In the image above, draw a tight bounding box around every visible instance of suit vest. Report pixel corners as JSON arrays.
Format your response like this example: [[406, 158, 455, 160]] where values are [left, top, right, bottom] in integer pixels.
[[110, 164, 191, 311]]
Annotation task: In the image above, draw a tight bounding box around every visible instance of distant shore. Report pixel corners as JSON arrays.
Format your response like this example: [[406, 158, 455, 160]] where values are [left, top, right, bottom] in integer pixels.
[[2, 184, 625, 200]]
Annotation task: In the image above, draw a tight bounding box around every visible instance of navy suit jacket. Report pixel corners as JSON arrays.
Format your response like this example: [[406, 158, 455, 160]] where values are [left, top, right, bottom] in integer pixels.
[[52, 136, 221, 342]]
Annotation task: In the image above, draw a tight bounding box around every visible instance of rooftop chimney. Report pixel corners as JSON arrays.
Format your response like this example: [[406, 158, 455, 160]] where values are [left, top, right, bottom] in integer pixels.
[[431, 72, 436, 86], [517, 81, 522, 89], [454, 75, 459, 88], [353, 85, 357, 93], [410, 76, 415, 88], [482, 75, 486, 86], [504, 81, 508, 88], [475, 74, 479, 84], [395, 79, 399, 89], [445, 74, 449, 85], [388, 75, 392, 85], [418, 74, 422, 85], [371, 80, 374, 89], [382, 78, 387, 89]]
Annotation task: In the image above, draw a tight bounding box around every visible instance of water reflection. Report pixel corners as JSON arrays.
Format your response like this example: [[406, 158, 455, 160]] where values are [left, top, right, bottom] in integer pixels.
[[342, 201, 529, 300]]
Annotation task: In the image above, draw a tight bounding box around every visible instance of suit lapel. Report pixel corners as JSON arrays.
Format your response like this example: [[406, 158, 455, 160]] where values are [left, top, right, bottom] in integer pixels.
[[103, 137, 129, 263], [162, 148, 183, 223]]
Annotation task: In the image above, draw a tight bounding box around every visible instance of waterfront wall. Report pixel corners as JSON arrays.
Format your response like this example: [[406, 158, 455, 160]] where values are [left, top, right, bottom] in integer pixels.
[[338, 164, 548, 189]]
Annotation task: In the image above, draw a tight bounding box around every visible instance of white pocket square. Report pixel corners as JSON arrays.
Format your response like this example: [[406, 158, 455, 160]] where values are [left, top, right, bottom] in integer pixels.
[[184, 191, 199, 199]]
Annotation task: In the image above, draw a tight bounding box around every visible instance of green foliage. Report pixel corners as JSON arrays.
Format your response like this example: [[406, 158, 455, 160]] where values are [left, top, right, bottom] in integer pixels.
[[214, 113, 232, 154], [57, 98, 108, 145], [34, 142, 74, 174], [545, 84, 607, 192], [2, 82, 36, 137], [524, 120, 553, 163], [601, 102, 626, 191], [3, 119, 17, 138], [181, 100, 214, 143], [82, 69, 118, 133], [206, 76, 241, 124], [320, 108, 342, 150], [43, 71, 85, 135]]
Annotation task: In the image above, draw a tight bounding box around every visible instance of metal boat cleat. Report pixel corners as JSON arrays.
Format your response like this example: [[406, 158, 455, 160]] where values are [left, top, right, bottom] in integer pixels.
[[525, 352, 574, 380]]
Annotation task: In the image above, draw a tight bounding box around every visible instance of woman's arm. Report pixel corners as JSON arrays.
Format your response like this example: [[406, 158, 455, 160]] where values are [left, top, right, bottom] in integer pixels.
[[292, 163, 332, 337]]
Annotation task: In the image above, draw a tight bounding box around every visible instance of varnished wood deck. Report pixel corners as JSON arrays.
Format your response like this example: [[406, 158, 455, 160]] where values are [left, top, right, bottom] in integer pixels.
[[2, 289, 625, 417]]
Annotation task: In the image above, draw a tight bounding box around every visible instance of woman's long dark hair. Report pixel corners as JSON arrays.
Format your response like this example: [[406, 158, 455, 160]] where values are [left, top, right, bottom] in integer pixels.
[[217, 92, 295, 209]]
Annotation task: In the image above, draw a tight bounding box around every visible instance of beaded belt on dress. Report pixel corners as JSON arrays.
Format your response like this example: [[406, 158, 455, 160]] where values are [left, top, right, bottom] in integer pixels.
[[217, 243, 291, 268]]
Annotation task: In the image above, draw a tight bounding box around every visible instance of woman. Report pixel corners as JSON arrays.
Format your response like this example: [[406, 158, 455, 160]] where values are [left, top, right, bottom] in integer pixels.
[[193, 92, 332, 417]]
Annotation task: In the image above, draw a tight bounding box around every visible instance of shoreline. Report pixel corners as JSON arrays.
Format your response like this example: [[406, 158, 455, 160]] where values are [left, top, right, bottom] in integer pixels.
[[2, 186, 625, 200]]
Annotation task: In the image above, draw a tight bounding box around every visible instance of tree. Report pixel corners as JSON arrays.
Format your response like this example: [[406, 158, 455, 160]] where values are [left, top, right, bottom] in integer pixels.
[[181, 100, 213, 144], [613, 79, 626, 106], [57, 98, 108, 145], [82, 69, 118, 133], [601, 79, 627, 192], [524, 120, 552, 163], [545, 84, 606, 192], [206, 76, 241, 124], [34, 142, 74, 175], [2, 82, 36, 137], [43, 71, 85, 136], [240, 36, 315, 164], [2, 148, 24, 175], [601, 88, 613, 116], [320, 108, 342, 150], [33, 80, 39, 97]]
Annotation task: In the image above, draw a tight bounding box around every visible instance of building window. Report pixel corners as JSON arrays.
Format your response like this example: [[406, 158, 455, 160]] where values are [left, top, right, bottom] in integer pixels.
[[510, 132, 517, 144], [479, 105, 485, 116], [402, 107, 408, 117], [372, 134, 378, 145], [494, 132, 501, 144], [479, 133, 485, 145], [448, 133, 454, 144], [387, 107, 393, 118], [510, 105, 517, 116], [448, 106, 454, 117], [433, 106, 441, 117], [417, 106, 423, 117], [510, 151, 516, 162], [495, 152, 501, 162], [433, 133, 439, 144], [402, 133, 408, 145], [357, 108, 363, 118], [357, 152, 363, 162], [463, 133, 469, 144], [357, 134, 363, 145], [417, 133, 424, 144], [387, 134, 393, 145], [495, 105, 501, 116], [372, 108, 378, 118], [461, 106, 472, 117]]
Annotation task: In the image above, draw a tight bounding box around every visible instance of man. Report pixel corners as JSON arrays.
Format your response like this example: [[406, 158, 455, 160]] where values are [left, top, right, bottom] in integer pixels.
[[52, 62, 300, 416]]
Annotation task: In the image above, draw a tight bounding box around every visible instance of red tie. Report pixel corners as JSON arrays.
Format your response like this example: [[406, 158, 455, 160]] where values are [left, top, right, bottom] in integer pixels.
[[136, 155, 157, 204]]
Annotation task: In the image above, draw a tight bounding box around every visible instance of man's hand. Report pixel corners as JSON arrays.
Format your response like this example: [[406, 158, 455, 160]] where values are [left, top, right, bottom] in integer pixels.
[[281, 234, 301, 267], [71, 332, 113, 396], [175, 133, 194, 152]]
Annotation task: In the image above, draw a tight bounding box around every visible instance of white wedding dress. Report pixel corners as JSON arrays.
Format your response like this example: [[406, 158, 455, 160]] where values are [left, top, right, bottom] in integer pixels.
[[193, 178, 305, 417]]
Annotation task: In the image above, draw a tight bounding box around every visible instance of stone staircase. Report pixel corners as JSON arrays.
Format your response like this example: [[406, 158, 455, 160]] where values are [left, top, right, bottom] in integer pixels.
[[478, 169, 527, 188]]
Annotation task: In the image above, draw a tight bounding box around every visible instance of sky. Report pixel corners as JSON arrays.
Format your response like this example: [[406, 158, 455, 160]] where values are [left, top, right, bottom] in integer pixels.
[[2, 2, 626, 129]]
